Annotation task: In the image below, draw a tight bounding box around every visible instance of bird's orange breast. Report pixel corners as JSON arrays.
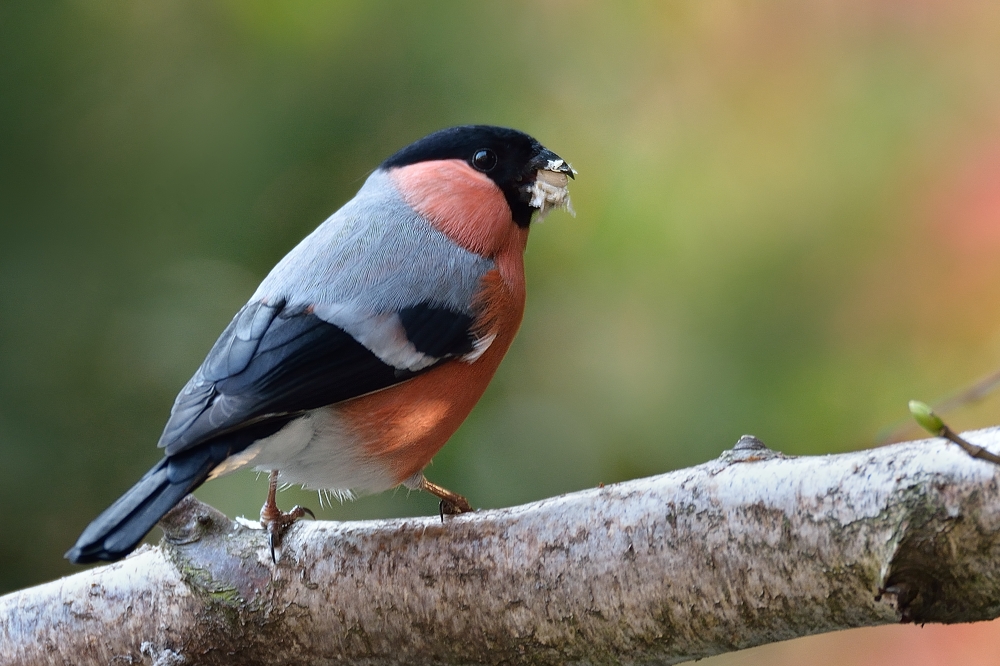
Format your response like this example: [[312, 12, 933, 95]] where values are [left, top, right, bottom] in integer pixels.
[[337, 263, 525, 484], [340, 159, 531, 483]]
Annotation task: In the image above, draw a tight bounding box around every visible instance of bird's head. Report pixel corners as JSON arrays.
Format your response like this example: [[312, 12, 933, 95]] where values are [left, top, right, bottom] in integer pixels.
[[382, 125, 574, 230]]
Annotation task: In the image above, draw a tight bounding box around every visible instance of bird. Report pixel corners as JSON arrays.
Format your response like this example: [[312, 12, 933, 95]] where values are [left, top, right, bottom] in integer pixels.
[[66, 125, 575, 564]]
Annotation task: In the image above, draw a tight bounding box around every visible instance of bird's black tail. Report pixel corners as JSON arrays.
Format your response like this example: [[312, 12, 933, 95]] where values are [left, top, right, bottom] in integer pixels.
[[65, 440, 233, 564]]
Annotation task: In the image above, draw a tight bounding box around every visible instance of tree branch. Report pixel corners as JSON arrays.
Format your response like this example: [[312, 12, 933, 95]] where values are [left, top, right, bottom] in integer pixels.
[[5, 430, 1000, 665]]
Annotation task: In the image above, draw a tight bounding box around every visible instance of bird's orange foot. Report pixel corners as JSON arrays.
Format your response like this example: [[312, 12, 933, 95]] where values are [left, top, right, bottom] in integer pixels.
[[418, 477, 473, 520], [260, 504, 314, 562], [260, 470, 314, 562], [438, 496, 472, 518]]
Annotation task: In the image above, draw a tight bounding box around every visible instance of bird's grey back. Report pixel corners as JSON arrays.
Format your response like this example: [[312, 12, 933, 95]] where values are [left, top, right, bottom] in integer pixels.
[[253, 169, 494, 316]]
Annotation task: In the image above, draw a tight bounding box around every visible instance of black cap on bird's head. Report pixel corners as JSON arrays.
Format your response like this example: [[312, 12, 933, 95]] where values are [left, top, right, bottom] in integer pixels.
[[382, 125, 574, 227]]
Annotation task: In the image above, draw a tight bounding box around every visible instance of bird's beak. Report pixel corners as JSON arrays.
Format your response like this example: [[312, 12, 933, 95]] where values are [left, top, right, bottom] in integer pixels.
[[523, 146, 576, 220], [530, 149, 576, 179]]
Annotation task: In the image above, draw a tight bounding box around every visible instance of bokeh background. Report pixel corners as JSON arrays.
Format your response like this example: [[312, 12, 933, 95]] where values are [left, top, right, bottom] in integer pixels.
[[4, 1, 1000, 664]]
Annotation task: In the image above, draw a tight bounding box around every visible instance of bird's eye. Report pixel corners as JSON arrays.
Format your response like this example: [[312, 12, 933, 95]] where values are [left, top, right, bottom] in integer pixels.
[[472, 149, 498, 172]]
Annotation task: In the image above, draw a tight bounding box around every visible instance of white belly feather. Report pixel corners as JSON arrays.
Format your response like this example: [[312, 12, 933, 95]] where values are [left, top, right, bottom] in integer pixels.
[[206, 408, 396, 496]]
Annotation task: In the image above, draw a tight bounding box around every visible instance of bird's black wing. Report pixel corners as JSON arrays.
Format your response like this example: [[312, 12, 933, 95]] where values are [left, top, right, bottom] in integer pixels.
[[158, 299, 476, 456]]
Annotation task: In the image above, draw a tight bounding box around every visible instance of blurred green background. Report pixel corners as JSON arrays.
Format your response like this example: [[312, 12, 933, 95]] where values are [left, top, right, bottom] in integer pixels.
[[4, 2, 1000, 663]]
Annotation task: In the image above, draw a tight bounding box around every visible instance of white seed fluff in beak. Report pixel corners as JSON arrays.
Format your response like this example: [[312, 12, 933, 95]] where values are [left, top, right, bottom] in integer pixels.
[[526, 159, 576, 221]]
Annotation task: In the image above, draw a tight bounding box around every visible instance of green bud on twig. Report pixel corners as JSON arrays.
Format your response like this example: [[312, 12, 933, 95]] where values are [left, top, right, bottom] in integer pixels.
[[908, 399, 1000, 466], [909, 400, 945, 435]]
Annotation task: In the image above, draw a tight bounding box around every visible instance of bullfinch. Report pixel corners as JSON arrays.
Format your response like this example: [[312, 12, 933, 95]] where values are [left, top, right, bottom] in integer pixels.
[[66, 125, 574, 564]]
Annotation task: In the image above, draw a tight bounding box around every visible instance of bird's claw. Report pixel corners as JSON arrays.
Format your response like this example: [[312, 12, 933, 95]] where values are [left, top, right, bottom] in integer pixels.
[[261, 504, 314, 563], [418, 476, 473, 522], [438, 496, 473, 521]]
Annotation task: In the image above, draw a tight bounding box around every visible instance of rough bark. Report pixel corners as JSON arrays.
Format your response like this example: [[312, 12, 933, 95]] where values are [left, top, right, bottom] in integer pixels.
[[4, 429, 1000, 665]]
